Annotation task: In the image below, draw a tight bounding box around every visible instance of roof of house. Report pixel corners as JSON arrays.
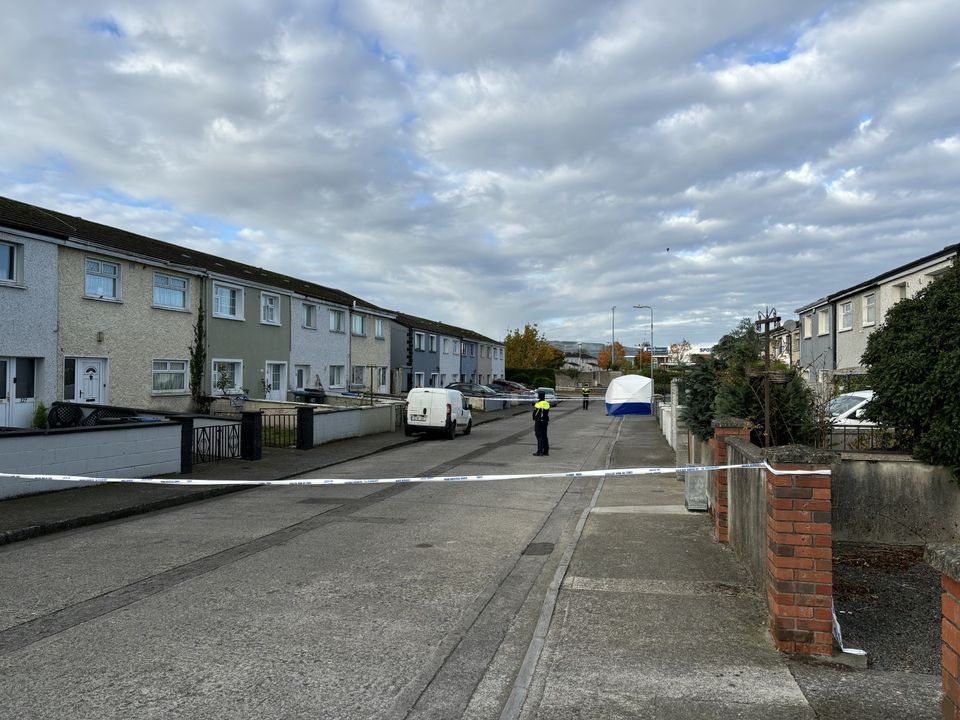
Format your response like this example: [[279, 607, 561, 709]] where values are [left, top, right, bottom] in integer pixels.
[[826, 244, 960, 302], [0, 194, 387, 313], [392, 312, 499, 345]]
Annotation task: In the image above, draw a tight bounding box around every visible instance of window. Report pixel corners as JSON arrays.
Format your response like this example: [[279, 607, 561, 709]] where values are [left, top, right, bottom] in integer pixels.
[[863, 293, 876, 326], [329, 365, 344, 387], [212, 360, 242, 394], [85, 258, 120, 300], [443, 338, 450, 354], [302, 303, 317, 329], [453, 340, 460, 355], [894, 283, 907, 302], [260, 292, 280, 325], [452, 374, 460, 383], [153, 360, 187, 393], [414, 332, 426, 351], [295, 365, 310, 388], [352, 365, 365, 385], [429, 335, 437, 352], [375, 319, 384, 338], [414, 372, 425, 387], [329, 309, 345, 332], [153, 273, 188, 309], [839, 302, 852, 331], [15, 358, 35, 399], [429, 373, 438, 387], [377, 367, 387, 386], [63, 358, 76, 401], [351, 314, 364, 335], [440, 374, 446, 386], [213, 283, 243, 319], [0, 241, 21, 284], [816, 308, 829, 336], [802, 315, 813, 339]]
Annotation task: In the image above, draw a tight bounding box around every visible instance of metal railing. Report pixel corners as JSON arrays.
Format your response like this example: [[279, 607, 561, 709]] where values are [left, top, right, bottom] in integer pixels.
[[193, 423, 241, 464], [262, 410, 299, 448], [817, 424, 913, 453]]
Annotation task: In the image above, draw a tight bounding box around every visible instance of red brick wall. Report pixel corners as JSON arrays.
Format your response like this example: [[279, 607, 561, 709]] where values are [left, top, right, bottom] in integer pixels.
[[708, 424, 750, 543], [765, 464, 833, 655], [942, 576, 960, 718]]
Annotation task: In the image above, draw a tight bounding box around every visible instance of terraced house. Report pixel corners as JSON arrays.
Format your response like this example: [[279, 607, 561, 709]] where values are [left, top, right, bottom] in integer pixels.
[[0, 195, 504, 428]]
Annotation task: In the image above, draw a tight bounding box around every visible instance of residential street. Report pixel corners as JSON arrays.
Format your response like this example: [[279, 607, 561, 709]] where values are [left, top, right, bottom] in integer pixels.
[[0, 404, 616, 719]]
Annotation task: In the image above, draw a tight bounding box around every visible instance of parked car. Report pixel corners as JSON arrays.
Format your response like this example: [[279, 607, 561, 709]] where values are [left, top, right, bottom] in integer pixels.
[[403, 388, 472, 439], [534, 387, 560, 407], [827, 390, 876, 426], [445, 382, 499, 397], [489, 379, 531, 394]]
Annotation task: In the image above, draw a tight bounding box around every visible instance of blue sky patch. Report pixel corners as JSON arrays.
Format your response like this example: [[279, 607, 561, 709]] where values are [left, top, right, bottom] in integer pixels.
[[89, 18, 124, 38]]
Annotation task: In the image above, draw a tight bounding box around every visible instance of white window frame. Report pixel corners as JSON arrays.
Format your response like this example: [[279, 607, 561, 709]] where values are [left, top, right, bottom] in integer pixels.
[[211, 359, 243, 394], [802, 315, 813, 339], [302, 303, 317, 329], [84, 257, 121, 301], [414, 332, 426, 351], [839, 302, 852, 331], [453, 340, 460, 355], [329, 365, 345, 387], [429, 372, 438, 387], [294, 364, 310, 388], [375, 319, 384, 338], [893, 282, 907, 302], [213, 283, 244, 320], [329, 309, 345, 333], [816, 309, 829, 336], [443, 338, 450, 354], [863, 293, 876, 326], [260, 292, 281, 326], [429, 335, 437, 352], [414, 372, 425, 388], [152, 272, 188, 310], [377, 366, 387, 386], [351, 314, 364, 336], [351, 365, 365, 385], [0, 240, 23, 286], [152, 359, 188, 394]]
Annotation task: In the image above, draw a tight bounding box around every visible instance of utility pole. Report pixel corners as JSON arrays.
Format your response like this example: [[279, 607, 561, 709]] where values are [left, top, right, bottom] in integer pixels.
[[611, 306, 616, 371], [755, 307, 781, 448]]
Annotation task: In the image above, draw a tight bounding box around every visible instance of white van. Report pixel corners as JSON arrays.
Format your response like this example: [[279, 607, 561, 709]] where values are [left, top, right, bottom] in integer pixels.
[[403, 388, 473, 439], [827, 390, 876, 427]]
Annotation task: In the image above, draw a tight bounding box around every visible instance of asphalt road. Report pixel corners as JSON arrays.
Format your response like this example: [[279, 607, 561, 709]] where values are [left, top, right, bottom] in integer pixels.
[[0, 404, 617, 719]]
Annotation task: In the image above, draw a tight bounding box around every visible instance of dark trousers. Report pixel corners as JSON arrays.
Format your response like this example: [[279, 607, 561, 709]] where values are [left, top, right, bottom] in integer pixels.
[[534, 422, 549, 455], [582, 397, 589, 409]]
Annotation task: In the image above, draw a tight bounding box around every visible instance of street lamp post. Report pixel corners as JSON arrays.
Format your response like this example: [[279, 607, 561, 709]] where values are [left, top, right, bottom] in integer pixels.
[[611, 306, 616, 371], [634, 305, 654, 380]]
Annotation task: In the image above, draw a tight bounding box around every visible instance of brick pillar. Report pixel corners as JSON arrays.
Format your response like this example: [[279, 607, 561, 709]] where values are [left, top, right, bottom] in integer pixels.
[[925, 546, 960, 719], [708, 418, 750, 543], [766, 457, 834, 656]]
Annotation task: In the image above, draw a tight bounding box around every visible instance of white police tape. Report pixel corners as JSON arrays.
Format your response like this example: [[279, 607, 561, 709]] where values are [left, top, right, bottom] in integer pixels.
[[0, 461, 828, 488]]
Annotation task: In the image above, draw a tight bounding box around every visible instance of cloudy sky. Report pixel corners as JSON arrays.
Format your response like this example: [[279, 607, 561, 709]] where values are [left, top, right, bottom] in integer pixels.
[[2, 1, 958, 348]]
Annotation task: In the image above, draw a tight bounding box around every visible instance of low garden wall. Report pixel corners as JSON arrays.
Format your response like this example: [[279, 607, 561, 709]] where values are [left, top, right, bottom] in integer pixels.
[[726, 437, 768, 587], [0, 422, 184, 499], [312, 403, 396, 446]]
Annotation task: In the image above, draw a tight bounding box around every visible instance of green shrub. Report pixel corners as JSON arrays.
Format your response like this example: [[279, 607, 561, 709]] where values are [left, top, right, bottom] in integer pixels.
[[32, 402, 48, 429], [862, 258, 960, 477]]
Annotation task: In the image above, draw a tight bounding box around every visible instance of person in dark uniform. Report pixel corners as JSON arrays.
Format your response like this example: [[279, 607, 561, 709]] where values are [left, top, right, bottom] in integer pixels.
[[581, 384, 590, 410], [532, 390, 550, 456]]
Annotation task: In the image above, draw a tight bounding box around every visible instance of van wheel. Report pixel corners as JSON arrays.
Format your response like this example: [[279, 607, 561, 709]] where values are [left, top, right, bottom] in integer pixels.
[[463, 419, 472, 436], [447, 420, 457, 440]]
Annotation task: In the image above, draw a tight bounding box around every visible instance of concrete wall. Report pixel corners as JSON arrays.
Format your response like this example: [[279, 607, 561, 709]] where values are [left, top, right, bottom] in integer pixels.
[[0, 423, 183, 498], [833, 453, 960, 545], [726, 438, 768, 588], [312, 404, 395, 445]]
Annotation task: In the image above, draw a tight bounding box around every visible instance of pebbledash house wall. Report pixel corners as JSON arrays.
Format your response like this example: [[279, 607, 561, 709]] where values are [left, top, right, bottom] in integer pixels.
[[290, 297, 349, 392], [56, 246, 199, 413], [350, 309, 392, 393], [438, 333, 461, 385], [0, 229, 59, 413]]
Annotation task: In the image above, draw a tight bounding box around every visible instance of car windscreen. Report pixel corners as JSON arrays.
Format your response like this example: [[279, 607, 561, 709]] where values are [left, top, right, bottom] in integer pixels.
[[827, 395, 864, 417]]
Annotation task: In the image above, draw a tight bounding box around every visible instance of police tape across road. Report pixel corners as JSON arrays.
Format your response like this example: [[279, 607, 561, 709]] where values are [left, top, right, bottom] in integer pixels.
[[0, 461, 829, 489]]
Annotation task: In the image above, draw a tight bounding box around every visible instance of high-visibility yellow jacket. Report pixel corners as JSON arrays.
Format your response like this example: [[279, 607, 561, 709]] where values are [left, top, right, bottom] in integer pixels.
[[533, 400, 550, 422]]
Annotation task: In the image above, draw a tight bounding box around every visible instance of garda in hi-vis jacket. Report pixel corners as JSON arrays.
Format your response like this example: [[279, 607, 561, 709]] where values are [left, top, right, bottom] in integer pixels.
[[533, 399, 550, 422], [532, 397, 551, 456]]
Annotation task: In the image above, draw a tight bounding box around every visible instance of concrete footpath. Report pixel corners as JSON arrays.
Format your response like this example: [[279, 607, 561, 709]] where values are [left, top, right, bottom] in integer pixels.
[[0, 409, 940, 718]]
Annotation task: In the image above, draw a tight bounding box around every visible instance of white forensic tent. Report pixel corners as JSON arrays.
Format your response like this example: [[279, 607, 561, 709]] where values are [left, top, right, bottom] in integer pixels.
[[604, 375, 653, 416]]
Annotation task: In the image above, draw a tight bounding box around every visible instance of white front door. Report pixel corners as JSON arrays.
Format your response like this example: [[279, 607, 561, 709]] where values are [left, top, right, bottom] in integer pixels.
[[265, 362, 286, 401], [79, 360, 104, 403]]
